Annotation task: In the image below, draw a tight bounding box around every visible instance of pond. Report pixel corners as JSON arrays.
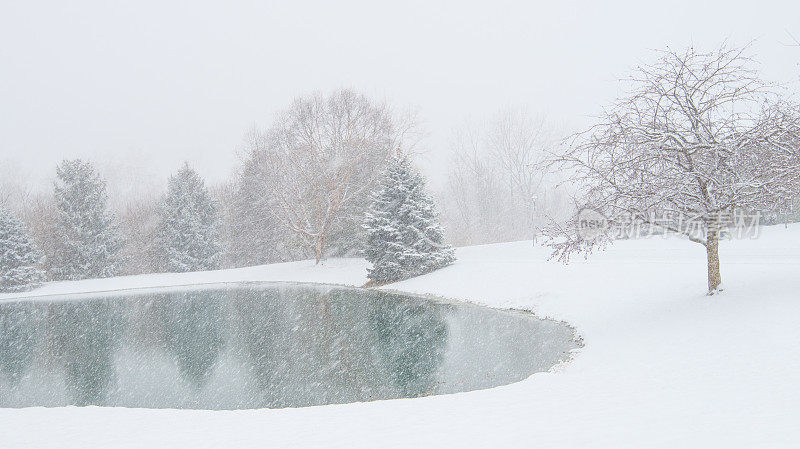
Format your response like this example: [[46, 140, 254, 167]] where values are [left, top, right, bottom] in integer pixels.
[[0, 284, 578, 409]]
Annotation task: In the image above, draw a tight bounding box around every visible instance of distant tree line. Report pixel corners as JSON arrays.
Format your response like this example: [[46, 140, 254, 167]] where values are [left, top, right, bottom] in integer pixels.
[[0, 89, 454, 291], [4, 43, 797, 294]]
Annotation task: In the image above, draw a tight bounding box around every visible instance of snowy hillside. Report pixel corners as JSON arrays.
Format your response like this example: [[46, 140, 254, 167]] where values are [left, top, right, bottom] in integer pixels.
[[1, 224, 799, 448]]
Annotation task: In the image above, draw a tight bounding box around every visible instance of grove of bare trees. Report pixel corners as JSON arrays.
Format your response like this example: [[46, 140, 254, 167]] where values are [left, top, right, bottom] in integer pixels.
[[443, 109, 568, 246]]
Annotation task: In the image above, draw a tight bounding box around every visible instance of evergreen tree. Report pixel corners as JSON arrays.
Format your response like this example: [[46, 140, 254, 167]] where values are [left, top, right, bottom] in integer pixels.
[[363, 155, 455, 284], [0, 208, 46, 292], [156, 163, 221, 272], [51, 159, 124, 281]]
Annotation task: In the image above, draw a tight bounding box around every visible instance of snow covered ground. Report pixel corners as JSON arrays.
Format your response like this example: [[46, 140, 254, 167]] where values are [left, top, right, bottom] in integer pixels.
[[1, 224, 799, 448]]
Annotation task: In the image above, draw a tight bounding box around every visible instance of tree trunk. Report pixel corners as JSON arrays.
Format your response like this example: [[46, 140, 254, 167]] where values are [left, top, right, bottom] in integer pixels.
[[706, 230, 722, 294], [314, 234, 327, 265]]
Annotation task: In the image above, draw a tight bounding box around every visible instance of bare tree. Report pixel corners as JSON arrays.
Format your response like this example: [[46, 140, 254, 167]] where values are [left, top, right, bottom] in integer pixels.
[[0, 160, 35, 213], [443, 108, 567, 246], [224, 143, 305, 268], [550, 45, 800, 294], [243, 89, 414, 263]]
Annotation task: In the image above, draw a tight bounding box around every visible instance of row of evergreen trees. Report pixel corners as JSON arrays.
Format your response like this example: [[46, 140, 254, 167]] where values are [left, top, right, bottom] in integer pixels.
[[1, 155, 454, 292], [1, 161, 221, 292]]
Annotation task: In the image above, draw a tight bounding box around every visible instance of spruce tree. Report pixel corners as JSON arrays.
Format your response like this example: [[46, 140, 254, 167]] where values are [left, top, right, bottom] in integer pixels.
[[0, 208, 46, 292], [363, 155, 455, 284], [156, 163, 221, 273], [51, 159, 124, 280]]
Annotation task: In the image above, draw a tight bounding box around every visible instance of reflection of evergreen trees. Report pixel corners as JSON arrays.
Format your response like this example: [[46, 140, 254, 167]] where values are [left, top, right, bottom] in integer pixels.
[[318, 288, 386, 404], [234, 287, 345, 407], [160, 290, 227, 387], [49, 299, 122, 405], [0, 286, 458, 409], [370, 293, 448, 397], [234, 287, 286, 405], [234, 287, 448, 406], [0, 303, 38, 384]]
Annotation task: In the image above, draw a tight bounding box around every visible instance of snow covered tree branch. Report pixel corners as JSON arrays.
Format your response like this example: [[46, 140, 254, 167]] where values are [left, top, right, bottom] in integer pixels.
[[364, 154, 455, 284], [548, 44, 800, 294], [0, 208, 46, 292]]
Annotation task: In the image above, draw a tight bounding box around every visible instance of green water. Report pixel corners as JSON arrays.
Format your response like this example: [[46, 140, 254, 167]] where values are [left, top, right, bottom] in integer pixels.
[[0, 284, 577, 409]]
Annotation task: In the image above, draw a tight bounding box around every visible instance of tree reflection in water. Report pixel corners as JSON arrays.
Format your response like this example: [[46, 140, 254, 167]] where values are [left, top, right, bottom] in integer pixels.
[[0, 303, 39, 384], [0, 285, 576, 409], [159, 291, 227, 388], [371, 293, 448, 397], [49, 299, 122, 405]]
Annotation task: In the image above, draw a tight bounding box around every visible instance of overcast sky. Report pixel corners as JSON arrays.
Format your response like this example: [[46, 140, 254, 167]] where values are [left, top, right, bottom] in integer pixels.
[[1, 0, 798, 196]]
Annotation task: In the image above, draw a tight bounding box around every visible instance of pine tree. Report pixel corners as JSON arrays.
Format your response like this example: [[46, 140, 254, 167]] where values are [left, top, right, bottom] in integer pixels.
[[51, 159, 124, 281], [156, 163, 221, 273], [363, 155, 455, 284], [0, 208, 46, 292]]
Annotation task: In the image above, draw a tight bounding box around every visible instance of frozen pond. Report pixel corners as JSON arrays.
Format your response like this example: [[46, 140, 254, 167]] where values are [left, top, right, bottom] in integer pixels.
[[0, 284, 578, 409]]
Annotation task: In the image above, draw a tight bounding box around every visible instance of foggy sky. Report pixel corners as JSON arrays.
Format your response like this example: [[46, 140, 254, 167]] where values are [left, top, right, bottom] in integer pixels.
[[1, 0, 798, 195]]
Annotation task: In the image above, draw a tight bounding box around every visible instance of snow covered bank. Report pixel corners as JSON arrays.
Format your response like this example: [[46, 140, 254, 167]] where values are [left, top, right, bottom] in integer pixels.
[[2, 225, 799, 448], [0, 257, 370, 302]]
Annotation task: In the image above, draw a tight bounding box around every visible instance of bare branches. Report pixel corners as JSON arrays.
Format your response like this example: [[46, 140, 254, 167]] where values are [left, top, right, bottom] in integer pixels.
[[785, 30, 800, 47], [550, 44, 800, 268], [443, 109, 567, 246], [240, 89, 411, 263]]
